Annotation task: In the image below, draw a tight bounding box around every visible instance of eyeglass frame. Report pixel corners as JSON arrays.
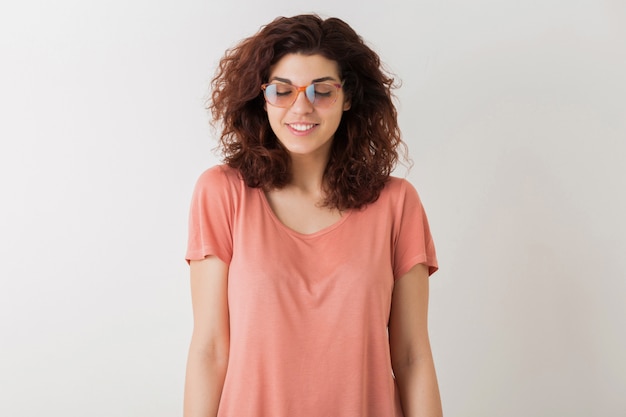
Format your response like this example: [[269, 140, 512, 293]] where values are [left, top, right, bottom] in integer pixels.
[[260, 81, 345, 108]]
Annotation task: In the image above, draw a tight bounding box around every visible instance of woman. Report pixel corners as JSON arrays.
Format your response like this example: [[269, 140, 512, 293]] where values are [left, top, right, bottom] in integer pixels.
[[184, 14, 442, 417]]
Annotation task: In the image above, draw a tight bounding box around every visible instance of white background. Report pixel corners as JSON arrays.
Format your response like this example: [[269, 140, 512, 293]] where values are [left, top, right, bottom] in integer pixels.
[[1, 0, 625, 416]]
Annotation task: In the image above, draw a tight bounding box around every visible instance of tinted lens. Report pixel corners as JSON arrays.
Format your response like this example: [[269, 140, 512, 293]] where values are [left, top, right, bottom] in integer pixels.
[[264, 84, 296, 106], [306, 83, 337, 106]]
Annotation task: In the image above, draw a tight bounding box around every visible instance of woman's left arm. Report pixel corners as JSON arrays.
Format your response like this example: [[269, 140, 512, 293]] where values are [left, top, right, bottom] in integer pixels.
[[389, 263, 443, 417]]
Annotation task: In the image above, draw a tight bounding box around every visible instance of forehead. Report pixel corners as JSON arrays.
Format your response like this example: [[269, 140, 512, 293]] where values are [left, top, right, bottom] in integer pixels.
[[268, 53, 341, 83]]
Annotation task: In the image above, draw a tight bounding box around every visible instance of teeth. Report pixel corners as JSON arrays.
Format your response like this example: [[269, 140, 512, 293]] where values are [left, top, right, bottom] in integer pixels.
[[289, 123, 315, 131]]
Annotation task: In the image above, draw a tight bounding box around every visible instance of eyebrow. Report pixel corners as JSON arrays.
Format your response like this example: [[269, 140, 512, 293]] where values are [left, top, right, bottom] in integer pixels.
[[269, 76, 338, 84]]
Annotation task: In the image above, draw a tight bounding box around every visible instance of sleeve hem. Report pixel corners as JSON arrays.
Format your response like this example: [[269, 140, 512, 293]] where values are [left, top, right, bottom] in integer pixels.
[[185, 246, 231, 266], [394, 254, 438, 280]]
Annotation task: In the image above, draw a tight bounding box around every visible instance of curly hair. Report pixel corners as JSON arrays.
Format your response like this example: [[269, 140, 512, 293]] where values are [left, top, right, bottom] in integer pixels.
[[209, 14, 407, 210]]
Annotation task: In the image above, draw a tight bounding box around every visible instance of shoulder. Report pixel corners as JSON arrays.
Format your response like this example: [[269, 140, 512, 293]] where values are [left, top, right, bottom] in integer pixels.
[[192, 164, 246, 198], [358, 176, 423, 220], [191, 164, 245, 209], [195, 164, 242, 188], [379, 176, 421, 206]]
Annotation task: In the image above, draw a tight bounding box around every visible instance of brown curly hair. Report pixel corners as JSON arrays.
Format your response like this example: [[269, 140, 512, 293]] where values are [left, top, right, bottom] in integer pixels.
[[209, 14, 407, 210]]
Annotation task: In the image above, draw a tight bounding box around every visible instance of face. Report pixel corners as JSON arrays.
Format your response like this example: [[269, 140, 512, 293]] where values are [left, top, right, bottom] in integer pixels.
[[265, 53, 350, 160]]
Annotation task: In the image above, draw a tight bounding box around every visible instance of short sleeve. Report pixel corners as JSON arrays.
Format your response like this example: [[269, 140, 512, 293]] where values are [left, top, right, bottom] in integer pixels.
[[393, 180, 438, 279], [185, 165, 235, 265]]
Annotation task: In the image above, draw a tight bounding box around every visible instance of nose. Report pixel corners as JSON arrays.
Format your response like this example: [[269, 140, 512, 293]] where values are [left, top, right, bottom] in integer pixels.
[[290, 87, 314, 113]]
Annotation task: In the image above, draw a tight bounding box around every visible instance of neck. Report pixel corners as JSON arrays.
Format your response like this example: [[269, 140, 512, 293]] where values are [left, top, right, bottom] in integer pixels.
[[288, 152, 329, 195]]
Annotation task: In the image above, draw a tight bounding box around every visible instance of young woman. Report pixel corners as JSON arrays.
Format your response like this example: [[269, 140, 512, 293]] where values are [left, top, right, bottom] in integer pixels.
[[184, 14, 442, 417]]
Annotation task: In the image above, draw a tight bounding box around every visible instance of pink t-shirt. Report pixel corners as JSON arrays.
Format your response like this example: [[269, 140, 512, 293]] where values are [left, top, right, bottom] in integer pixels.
[[186, 165, 438, 417]]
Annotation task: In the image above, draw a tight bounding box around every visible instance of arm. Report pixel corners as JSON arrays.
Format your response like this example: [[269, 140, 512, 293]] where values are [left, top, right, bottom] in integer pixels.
[[389, 263, 443, 417], [183, 256, 230, 417]]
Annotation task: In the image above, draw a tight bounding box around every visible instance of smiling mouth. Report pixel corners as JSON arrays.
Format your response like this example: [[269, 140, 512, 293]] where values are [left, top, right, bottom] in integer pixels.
[[287, 123, 318, 132]]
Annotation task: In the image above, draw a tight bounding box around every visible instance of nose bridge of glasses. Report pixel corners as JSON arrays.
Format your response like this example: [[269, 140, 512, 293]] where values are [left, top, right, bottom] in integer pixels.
[[293, 85, 315, 105]]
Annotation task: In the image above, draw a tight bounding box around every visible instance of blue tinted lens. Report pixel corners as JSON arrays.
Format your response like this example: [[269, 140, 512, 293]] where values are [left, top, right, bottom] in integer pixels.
[[265, 84, 277, 102], [305, 84, 316, 104]]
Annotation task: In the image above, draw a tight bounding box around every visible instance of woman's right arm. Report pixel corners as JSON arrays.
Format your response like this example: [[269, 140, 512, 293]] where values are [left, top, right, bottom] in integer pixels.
[[183, 256, 230, 417]]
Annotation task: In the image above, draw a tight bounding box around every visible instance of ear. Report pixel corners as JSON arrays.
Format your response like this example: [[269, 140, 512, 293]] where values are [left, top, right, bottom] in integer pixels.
[[342, 98, 351, 111]]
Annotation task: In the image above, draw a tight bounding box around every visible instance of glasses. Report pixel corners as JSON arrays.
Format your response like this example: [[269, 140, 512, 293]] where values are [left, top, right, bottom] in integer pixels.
[[261, 82, 343, 108]]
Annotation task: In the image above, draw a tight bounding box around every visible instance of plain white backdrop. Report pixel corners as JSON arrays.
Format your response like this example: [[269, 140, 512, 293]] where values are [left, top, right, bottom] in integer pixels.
[[1, 0, 625, 416]]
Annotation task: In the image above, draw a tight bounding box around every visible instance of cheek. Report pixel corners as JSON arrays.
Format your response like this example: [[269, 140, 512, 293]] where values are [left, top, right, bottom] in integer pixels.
[[266, 109, 282, 131], [328, 109, 345, 128]]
